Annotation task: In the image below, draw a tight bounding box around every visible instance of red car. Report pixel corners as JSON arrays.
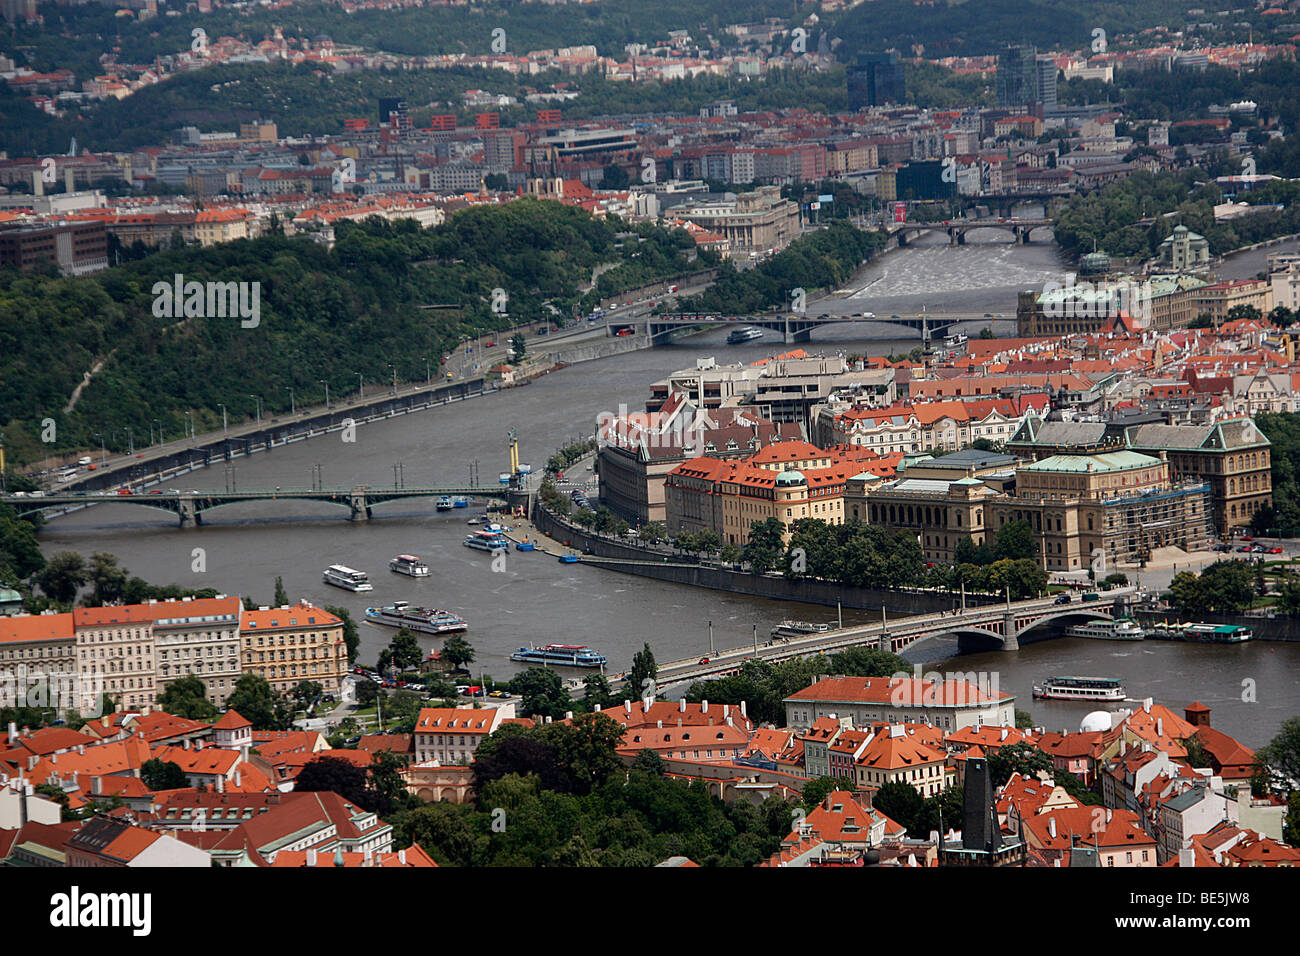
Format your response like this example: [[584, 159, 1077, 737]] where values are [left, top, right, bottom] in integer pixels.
[[485, 341, 496, 348], [1268, 546, 1284, 554], [615, 328, 633, 337], [1242, 534, 1253, 541], [1237, 545, 1253, 552], [116, 488, 132, 496], [698, 657, 710, 665]]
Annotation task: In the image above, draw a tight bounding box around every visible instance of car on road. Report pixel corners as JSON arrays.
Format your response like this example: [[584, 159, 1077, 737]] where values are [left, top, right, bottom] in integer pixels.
[[1053, 593, 1071, 605], [1238, 545, 1253, 552], [77, 456, 92, 465], [1251, 544, 1267, 553], [455, 685, 469, 694], [1213, 543, 1233, 552], [698, 657, 711, 665], [615, 328, 633, 337], [1268, 546, 1284, 554], [116, 488, 132, 495]]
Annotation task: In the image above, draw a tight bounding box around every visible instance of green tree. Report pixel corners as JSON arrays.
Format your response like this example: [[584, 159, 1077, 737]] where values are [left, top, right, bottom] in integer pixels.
[[510, 667, 571, 719], [1256, 716, 1300, 792], [441, 636, 475, 672], [383, 628, 423, 674], [156, 675, 218, 720], [993, 519, 1037, 561], [874, 780, 925, 836], [510, 332, 527, 365], [546, 712, 624, 796], [582, 673, 612, 710], [291, 680, 324, 712], [141, 758, 189, 791], [88, 552, 128, 605], [273, 575, 288, 606], [36, 551, 87, 604], [744, 518, 786, 574], [295, 754, 369, 807], [802, 775, 856, 812], [988, 742, 1054, 787], [325, 605, 360, 663], [1014, 709, 1036, 730], [640, 521, 667, 545], [627, 642, 658, 701], [225, 673, 281, 730]]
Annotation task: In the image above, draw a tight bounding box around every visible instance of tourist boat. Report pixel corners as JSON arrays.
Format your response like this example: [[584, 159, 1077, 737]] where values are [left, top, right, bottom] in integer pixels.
[[388, 554, 430, 577], [510, 643, 607, 668], [1032, 676, 1126, 701], [771, 620, 832, 639], [436, 496, 453, 511], [1064, 618, 1145, 641], [322, 565, 373, 592], [365, 601, 467, 635], [943, 331, 968, 350], [728, 327, 764, 344], [464, 530, 509, 552], [452, 497, 469, 508], [515, 541, 536, 551], [1148, 622, 1252, 644]]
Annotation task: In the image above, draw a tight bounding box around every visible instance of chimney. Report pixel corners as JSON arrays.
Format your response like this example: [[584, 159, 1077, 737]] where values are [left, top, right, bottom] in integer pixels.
[[1049, 817, 1057, 838], [1120, 739, 1127, 756], [1156, 717, 1163, 738], [399, 849, 407, 866], [642, 698, 651, 713], [1178, 846, 1194, 868], [1143, 698, 1152, 714], [92, 775, 102, 795], [701, 700, 708, 713], [6, 722, 15, 745], [593, 705, 601, 713], [623, 700, 632, 714], [307, 849, 318, 866], [740, 701, 747, 718], [723, 704, 729, 719], [1106, 809, 1113, 823], [656, 720, 662, 728], [679, 698, 686, 713], [564, 711, 573, 721]]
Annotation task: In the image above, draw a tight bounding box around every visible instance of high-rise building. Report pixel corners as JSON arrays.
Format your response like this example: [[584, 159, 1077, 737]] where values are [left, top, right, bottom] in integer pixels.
[[996, 44, 1043, 109], [847, 52, 906, 110], [1035, 55, 1058, 112]]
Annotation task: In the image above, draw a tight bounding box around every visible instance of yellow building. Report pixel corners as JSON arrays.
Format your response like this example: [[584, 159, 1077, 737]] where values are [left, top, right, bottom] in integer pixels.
[[239, 602, 348, 697]]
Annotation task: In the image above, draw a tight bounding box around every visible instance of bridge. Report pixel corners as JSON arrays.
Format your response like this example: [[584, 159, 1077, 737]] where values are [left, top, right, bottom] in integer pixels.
[[645, 311, 967, 343], [637, 586, 1139, 687], [1, 486, 520, 526], [891, 218, 1054, 246]]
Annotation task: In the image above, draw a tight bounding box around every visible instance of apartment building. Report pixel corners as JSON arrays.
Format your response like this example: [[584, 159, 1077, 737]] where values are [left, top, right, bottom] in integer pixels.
[[239, 602, 348, 698], [73, 605, 157, 712], [153, 597, 243, 706], [413, 707, 506, 765], [674, 186, 799, 254], [784, 676, 1015, 733]]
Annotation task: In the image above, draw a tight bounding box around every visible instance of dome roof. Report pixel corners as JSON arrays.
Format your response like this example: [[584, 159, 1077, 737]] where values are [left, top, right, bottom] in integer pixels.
[[1080, 710, 1112, 733], [775, 469, 807, 487]]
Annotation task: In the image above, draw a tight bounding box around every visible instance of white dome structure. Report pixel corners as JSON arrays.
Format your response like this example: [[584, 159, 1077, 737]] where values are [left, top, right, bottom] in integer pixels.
[[1080, 710, 1112, 733]]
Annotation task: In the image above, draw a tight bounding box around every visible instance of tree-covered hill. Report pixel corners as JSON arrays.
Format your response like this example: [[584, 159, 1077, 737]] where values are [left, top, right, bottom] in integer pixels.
[[0, 199, 698, 465]]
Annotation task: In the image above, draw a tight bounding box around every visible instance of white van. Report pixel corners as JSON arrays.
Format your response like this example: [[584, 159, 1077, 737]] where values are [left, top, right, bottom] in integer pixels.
[[77, 456, 92, 466]]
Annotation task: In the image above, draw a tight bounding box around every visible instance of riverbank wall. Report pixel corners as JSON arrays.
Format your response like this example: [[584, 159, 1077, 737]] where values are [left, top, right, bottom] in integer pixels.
[[532, 504, 998, 614]]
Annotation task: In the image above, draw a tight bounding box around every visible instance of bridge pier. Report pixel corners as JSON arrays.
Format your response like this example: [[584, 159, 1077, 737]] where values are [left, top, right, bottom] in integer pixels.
[[349, 494, 370, 521], [177, 497, 196, 527]]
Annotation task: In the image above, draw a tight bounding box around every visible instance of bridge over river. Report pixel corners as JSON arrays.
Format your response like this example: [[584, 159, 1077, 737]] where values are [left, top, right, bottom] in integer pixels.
[[1, 485, 524, 525], [619, 585, 1139, 686]]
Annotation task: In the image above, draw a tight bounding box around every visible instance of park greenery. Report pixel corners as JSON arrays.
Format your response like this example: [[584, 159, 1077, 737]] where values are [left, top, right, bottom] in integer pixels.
[[0, 201, 700, 467], [671, 220, 887, 316]]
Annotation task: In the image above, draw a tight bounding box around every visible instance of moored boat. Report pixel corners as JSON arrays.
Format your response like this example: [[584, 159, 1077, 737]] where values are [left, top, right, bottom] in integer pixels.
[[727, 327, 764, 344], [464, 530, 509, 552], [771, 620, 832, 639], [1064, 618, 1145, 641]]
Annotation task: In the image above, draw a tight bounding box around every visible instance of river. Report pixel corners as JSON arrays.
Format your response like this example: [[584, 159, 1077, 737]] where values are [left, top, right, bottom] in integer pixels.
[[34, 230, 1300, 747]]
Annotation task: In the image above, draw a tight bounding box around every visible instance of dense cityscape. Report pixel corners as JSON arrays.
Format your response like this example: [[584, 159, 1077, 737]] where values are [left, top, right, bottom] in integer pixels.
[[1, 0, 1297, 928]]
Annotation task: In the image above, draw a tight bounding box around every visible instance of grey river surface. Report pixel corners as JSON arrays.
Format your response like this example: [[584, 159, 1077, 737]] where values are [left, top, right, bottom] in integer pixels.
[[37, 232, 1300, 746]]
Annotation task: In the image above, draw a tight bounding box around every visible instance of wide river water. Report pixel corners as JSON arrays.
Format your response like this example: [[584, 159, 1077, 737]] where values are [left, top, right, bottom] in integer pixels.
[[35, 230, 1300, 746]]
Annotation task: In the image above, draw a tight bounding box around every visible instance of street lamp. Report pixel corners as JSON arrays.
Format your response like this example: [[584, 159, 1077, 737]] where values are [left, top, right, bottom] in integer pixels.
[[94, 432, 106, 466], [319, 380, 330, 410], [218, 403, 227, 433], [424, 358, 431, 385], [356, 373, 364, 400], [387, 364, 397, 395], [285, 387, 295, 416], [184, 411, 194, 441], [152, 419, 162, 445], [125, 426, 134, 455]]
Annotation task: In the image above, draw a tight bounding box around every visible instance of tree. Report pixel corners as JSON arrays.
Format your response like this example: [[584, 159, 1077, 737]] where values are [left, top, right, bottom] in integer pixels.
[[156, 675, 218, 720], [627, 642, 658, 701], [325, 605, 360, 663], [630, 748, 665, 776], [441, 636, 475, 672], [383, 628, 423, 674], [582, 673, 612, 710], [640, 522, 667, 545], [744, 518, 786, 574], [993, 519, 1037, 561], [273, 575, 289, 607], [295, 755, 369, 807], [291, 680, 324, 712], [141, 758, 189, 791], [88, 552, 128, 605], [225, 674, 281, 730], [510, 332, 527, 365], [1256, 716, 1300, 793], [355, 679, 379, 708], [988, 742, 1054, 787], [1014, 709, 1036, 730], [874, 780, 925, 835], [509, 667, 571, 719], [369, 749, 412, 814], [547, 712, 624, 796], [472, 725, 570, 793], [36, 551, 87, 604], [802, 775, 855, 811]]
